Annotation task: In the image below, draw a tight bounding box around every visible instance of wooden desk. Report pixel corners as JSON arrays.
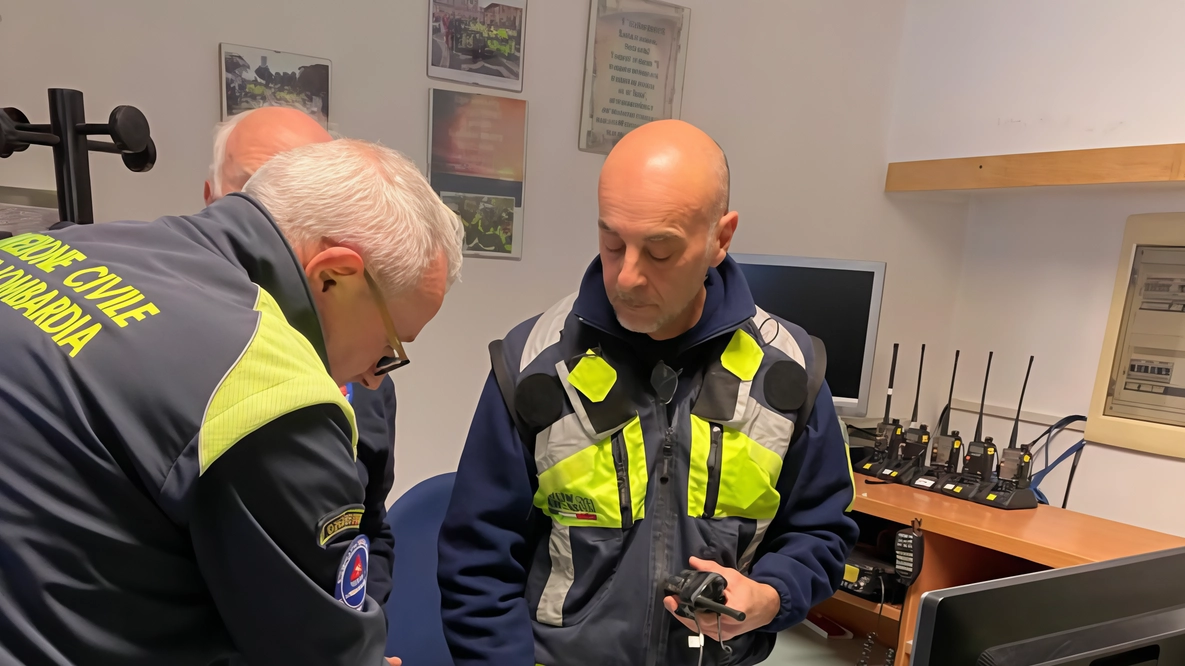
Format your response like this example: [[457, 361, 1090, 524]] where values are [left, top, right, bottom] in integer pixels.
[[814, 481, 1185, 665]]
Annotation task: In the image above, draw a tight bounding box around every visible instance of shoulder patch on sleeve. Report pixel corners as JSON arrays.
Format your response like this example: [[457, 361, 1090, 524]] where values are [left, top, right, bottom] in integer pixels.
[[335, 535, 369, 610], [318, 504, 365, 548], [198, 286, 357, 475]]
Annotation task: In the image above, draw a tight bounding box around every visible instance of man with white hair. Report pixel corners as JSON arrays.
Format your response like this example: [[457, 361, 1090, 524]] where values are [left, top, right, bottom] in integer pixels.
[[0, 139, 462, 665], [204, 106, 401, 615]]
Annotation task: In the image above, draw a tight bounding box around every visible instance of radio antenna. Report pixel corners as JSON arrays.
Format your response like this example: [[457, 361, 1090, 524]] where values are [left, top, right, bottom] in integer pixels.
[[1008, 356, 1035, 449], [909, 344, 926, 427], [882, 343, 900, 424], [941, 350, 960, 437], [974, 352, 994, 443]]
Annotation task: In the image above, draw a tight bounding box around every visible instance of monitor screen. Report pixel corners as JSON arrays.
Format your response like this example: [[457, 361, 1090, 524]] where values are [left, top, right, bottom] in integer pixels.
[[913, 547, 1185, 666], [732, 254, 885, 417]]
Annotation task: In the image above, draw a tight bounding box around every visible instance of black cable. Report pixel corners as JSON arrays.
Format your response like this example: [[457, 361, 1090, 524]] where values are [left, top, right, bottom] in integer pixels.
[[756, 317, 782, 348], [1062, 447, 1084, 509], [717, 614, 733, 662], [847, 423, 878, 438], [857, 577, 888, 666], [693, 613, 704, 666]]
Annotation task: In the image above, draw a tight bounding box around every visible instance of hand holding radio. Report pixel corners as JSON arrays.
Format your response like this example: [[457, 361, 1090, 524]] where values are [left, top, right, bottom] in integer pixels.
[[662, 556, 781, 642]]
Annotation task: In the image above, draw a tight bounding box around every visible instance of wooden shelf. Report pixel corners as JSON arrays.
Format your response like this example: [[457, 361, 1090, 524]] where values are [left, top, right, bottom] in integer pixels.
[[851, 481, 1185, 569], [884, 143, 1185, 192], [829, 589, 902, 621]]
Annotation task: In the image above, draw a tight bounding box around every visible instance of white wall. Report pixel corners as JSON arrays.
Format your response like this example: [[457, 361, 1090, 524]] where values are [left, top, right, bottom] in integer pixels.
[[2, 2, 972, 501], [891, 0, 1185, 535], [890, 0, 1185, 161]]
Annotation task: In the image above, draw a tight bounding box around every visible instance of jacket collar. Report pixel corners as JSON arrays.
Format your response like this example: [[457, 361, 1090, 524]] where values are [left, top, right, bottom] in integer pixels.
[[172, 193, 330, 370], [571, 254, 757, 357]]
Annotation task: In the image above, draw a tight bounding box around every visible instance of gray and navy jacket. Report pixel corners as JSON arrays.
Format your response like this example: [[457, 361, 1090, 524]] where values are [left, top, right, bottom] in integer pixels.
[[438, 256, 859, 666], [0, 193, 389, 665]]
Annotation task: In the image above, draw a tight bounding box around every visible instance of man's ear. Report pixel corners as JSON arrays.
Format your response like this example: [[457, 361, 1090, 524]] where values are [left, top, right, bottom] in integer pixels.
[[710, 211, 739, 267], [303, 246, 366, 293], [203, 181, 215, 206]]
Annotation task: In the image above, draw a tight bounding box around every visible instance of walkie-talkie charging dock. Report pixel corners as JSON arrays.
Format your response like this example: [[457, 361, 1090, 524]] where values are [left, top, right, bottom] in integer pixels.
[[879, 345, 930, 484], [911, 351, 963, 491], [913, 429, 963, 492], [940, 351, 997, 500], [974, 355, 1040, 510], [857, 343, 902, 478]]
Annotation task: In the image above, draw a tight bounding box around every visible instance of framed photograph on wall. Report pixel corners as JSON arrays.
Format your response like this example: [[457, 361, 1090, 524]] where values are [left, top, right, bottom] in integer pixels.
[[220, 43, 331, 129], [577, 0, 690, 154], [429, 88, 528, 259], [428, 0, 527, 93]]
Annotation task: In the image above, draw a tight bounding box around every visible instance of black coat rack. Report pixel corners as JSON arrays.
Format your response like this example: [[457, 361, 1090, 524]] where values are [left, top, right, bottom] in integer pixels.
[[1, 88, 156, 225]]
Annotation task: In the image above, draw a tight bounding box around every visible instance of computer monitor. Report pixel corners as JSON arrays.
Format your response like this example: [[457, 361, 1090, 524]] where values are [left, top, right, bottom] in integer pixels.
[[732, 253, 885, 417], [912, 546, 1185, 665]]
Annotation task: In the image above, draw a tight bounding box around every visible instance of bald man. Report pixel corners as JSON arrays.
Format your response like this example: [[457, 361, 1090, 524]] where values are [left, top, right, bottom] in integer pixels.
[[438, 120, 858, 666], [205, 108, 400, 617]]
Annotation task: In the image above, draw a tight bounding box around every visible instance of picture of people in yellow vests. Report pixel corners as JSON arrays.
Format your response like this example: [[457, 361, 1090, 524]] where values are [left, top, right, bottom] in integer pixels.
[[430, 1, 524, 86], [441, 192, 516, 255]]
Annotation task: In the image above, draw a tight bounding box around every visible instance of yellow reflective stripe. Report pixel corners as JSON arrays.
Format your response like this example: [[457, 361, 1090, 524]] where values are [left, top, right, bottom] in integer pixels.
[[534, 416, 645, 528], [566, 350, 617, 403], [687, 416, 711, 517], [720, 329, 764, 381], [198, 287, 357, 474], [688, 416, 783, 520], [716, 427, 782, 520], [840, 416, 856, 512], [623, 417, 648, 521]]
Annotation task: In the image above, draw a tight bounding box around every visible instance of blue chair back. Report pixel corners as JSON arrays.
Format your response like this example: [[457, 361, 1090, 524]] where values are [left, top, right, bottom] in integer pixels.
[[384, 472, 455, 665]]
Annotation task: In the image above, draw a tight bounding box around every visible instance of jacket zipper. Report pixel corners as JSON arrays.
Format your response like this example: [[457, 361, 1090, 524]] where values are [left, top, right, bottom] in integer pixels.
[[611, 430, 633, 530], [702, 423, 723, 519], [646, 417, 676, 666]]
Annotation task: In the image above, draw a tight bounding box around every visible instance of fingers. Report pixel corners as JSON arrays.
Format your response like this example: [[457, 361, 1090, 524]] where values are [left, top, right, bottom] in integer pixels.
[[665, 597, 724, 640], [387, 659, 402, 666], [688, 556, 726, 573], [666, 605, 702, 635]]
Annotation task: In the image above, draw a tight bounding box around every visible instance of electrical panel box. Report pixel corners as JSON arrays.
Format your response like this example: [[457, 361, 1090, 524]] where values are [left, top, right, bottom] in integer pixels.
[[1088, 214, 1185, 457]]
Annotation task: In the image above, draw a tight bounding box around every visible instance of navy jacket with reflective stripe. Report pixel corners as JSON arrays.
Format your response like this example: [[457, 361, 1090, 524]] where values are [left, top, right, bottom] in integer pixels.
[[439, 256, 859, 666], [0, 194, 389, 665]]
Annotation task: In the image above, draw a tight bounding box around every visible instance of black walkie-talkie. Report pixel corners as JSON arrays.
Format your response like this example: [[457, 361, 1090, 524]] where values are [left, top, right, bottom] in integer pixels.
[[913, 350, 963, 492], [879, 344, 929, 484], [941, 351, 995, 500], [664, 570, 746, 622], [974, 355, 1040, 510], [858, 344, 903, 478]]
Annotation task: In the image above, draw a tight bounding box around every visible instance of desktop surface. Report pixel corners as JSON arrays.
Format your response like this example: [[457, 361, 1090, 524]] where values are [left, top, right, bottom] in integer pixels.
[[851, 480, 1185, 568]]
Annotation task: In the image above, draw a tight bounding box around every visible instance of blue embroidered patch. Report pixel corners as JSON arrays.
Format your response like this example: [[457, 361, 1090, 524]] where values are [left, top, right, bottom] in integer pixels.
[[334, 534, 369, 610]]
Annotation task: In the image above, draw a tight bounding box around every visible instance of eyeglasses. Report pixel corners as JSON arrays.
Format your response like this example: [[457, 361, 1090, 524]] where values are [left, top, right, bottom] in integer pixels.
[[364, 270, 410, 375]]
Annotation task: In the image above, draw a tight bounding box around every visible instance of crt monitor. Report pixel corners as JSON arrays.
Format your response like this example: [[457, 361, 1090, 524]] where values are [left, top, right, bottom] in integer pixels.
[[912, 546, 1185, 665], [731, 253, 885, 417]]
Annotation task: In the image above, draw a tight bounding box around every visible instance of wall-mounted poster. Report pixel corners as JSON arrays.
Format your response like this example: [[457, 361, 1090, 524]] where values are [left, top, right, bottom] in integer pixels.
[[220, 43, 331, 129], [577, 0, 690, 155], [428, 0, 527, 93], [429, 88, 528, 259]]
